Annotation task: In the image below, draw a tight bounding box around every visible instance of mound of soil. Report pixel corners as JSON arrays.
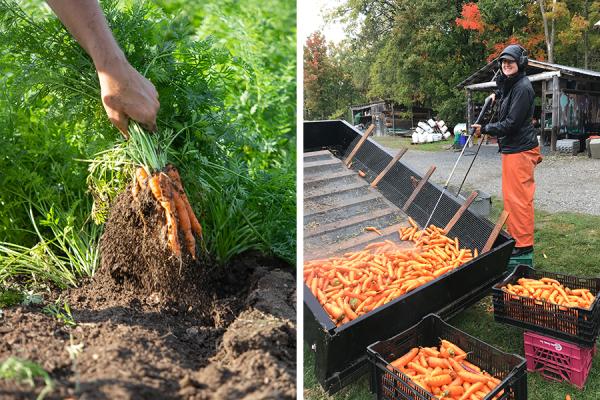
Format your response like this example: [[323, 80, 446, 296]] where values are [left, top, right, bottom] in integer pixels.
[[0, 188, 296, 399], [99, 187, 208, 311]]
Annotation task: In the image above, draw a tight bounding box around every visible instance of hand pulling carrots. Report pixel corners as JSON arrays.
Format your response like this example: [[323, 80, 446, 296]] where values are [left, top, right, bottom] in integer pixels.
[[385, 339, 503, 400], [133, 164, 203, 259], [305, 221, 480, 327], [501, 277, 596, 310]]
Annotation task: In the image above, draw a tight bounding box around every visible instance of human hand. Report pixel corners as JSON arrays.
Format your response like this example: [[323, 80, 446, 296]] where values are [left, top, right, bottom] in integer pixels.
[[471, 124, 482, 138], [97, 57, 159, 138], [487, 93, 496, 103]]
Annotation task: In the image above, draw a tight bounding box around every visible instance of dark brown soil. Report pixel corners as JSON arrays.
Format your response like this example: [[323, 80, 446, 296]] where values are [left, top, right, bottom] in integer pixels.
[[0, 188, 296, 399], [99, 187, 209, 311]]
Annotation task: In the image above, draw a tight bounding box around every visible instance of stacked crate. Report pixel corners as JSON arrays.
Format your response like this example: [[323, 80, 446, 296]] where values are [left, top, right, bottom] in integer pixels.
[[493, 265, 600, 389]]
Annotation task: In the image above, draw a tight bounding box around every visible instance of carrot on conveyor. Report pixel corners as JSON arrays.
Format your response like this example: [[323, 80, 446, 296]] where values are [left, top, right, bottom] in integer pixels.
[[304, 222, 480, 327]]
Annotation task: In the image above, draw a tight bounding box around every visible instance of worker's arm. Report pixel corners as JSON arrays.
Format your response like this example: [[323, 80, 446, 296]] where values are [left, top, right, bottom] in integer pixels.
[[46, 0, 159, 137]]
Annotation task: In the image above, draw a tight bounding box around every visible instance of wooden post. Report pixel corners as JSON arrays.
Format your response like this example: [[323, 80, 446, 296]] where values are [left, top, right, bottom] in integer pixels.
[[551, 75, 559, 152], [344, 124, 375, 167], [482, 210, 509, 254], [371, 148, 408, 187], [402, 166, 436, 212], [444, 191, 478, 233], [541, 80, 546, 146]]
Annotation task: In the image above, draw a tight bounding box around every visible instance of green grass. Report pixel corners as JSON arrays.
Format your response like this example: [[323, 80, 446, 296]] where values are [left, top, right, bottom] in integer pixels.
[[371, 136, 450, 152], [43, 299, 76, 327], [0, 288, 22, 308], [0, 357, 54, 400], [304, 200, 600, 399]]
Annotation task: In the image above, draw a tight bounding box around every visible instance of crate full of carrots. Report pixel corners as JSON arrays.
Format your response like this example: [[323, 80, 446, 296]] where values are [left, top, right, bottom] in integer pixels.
[[367, 314, 526, 400], [492, 264, 600, 347]]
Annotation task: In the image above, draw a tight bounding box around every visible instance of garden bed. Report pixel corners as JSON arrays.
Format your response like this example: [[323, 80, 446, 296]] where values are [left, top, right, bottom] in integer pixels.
[[0, 252, 296, 399]]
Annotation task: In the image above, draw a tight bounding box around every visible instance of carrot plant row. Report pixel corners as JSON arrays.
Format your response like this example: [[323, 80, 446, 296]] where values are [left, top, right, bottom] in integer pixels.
[[304, 219, 478, 326], [385, 339, 503, 400]]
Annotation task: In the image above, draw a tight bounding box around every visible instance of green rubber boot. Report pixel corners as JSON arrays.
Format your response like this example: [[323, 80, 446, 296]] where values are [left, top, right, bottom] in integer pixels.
[[507, 251, 534, 274]]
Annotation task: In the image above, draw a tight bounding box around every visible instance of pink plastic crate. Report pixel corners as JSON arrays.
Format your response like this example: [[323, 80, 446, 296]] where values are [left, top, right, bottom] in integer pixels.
[[524, 331, 596, 389]]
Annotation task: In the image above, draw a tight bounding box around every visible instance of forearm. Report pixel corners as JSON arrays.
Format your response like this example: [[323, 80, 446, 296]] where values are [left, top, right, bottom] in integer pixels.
[[46, 0, 125, 71]]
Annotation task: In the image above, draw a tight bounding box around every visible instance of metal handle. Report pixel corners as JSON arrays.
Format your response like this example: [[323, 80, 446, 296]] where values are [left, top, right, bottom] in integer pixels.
[[469, 95, 494, 135]]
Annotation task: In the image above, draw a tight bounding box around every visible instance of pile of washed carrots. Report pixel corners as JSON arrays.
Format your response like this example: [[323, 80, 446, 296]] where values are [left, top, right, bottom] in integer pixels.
[[133, 164, 202, 259], [502, 277, 596, 310], [385, 339, 503, 400], [304, 218, 477, 326]]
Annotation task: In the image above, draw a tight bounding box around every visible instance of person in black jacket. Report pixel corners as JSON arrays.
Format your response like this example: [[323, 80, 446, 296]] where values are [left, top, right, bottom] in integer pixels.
[[473, 44, 542, 257]]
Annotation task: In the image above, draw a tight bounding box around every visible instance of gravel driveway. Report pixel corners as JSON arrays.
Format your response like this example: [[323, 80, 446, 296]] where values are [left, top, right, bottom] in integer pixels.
[[395, 144, 600, 215]]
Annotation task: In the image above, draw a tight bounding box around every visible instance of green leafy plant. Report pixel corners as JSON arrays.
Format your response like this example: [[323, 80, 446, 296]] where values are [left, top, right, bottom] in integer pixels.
[[0, 204, 99, 288], [0, 357, 54, 400], [0, 0, 296, 290], [43, 298, 76, 327], [0, 288, 23, 308]]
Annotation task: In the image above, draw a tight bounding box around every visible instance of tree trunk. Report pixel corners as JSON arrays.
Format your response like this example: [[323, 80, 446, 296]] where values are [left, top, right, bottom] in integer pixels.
[[584, 0, 589, 69], [539, 0, 556, 63]]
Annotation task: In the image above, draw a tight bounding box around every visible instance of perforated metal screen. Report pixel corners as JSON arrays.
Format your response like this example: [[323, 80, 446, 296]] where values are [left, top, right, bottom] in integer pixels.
[[342, 135, 498, 251]]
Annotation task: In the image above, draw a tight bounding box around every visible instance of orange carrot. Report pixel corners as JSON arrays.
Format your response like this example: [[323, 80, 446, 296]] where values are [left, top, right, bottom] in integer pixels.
[[166, 165, 203, 239], [424, 374, 452, 387], [133, 167, 149, 197], [149, 174, 181, 256], [441, 340, 466, 357], [427, 357, 450, 369], [443, 385, 465, 397], [173, 190, 196, 259], [365, 226, 383, 235], [459, 382, 484, 400], [458, 370, 490, 384], [391, 347, 419, 369], [408, 361, 429, 376]]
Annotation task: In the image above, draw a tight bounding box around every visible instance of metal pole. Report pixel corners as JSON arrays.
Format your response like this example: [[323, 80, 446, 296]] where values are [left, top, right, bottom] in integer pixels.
[[424, 95, 493, 229]]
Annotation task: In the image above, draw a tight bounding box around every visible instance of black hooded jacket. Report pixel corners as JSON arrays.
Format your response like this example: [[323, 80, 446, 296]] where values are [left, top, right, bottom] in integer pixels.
[[482, 71, 538, 154]]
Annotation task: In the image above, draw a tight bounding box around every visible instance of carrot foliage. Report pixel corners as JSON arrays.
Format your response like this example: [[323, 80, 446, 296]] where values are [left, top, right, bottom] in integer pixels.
[[0, 0, 295, 289]]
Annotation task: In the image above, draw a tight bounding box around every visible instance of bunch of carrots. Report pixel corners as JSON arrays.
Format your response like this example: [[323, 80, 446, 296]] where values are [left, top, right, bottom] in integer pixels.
[[133, 164, 203, 259], [502, 277, 596, 310], [385, 339, 503, 400], [304, 219, 478, 326]]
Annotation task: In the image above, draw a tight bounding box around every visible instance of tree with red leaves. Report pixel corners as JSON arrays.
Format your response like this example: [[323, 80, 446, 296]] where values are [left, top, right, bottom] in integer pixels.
[[456, 2, 485, 33]]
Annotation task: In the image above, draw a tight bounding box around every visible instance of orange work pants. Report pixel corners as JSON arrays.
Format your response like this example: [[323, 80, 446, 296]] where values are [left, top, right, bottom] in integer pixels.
[[501, 147, 542, 248]]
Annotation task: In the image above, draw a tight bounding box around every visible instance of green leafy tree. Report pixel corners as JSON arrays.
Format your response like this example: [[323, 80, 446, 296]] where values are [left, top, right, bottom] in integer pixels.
[[304, 32, 359, 120]]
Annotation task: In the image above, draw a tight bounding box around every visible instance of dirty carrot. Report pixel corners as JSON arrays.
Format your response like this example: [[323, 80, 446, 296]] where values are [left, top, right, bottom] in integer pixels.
[[173, 191, 196, 259], [365, 226, 383, 235]]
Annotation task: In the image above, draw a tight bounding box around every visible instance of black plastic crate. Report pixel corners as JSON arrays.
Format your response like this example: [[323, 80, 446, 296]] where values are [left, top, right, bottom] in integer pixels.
[[493, 264, 600, 346], [368, 314, 527, 400]]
